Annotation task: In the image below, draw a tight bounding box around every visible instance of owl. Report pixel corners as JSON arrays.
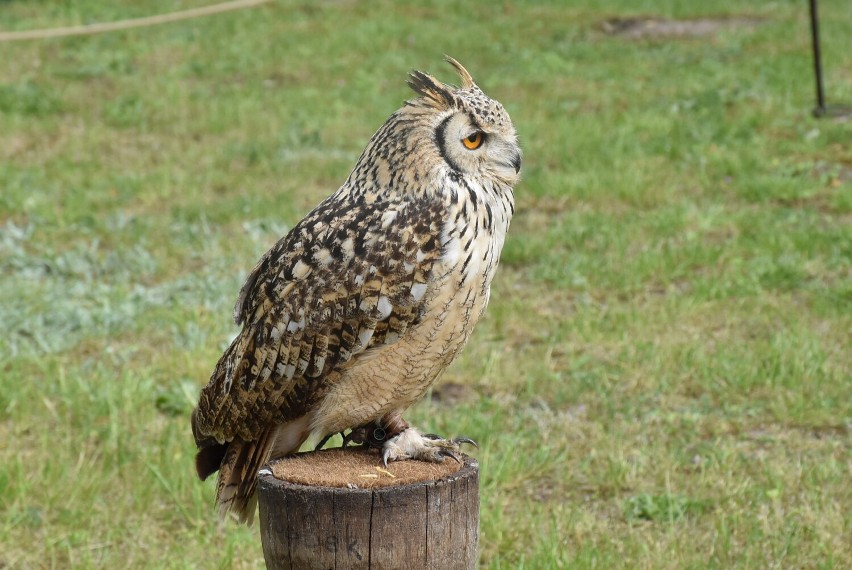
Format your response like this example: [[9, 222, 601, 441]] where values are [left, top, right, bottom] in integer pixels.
[[191, 57, 521, 523]]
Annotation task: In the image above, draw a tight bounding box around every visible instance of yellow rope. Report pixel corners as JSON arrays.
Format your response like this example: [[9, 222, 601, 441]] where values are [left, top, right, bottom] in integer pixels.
[[0, 0, 272, 42]]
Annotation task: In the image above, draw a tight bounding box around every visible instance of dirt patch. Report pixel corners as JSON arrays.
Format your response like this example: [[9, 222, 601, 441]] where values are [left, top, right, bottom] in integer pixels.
[[601, 15, 766, 39], [430, 381, 474, 406], [813, 161, 852, 184]]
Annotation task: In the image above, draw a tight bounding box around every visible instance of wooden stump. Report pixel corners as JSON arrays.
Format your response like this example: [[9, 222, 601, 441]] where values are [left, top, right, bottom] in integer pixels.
[[257, 448, 479, 570]]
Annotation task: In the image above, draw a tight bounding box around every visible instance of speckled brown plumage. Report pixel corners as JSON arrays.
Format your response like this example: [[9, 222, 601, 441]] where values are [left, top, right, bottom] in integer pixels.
[[191, 57, 521, 524]]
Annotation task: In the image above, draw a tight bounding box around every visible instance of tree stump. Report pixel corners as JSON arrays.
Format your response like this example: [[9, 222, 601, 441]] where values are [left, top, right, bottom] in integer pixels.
[[257, 448, 479, 570]]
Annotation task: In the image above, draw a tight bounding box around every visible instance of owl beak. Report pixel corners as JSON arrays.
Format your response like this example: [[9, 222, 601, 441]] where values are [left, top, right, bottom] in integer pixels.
[[511, 152, 522, 174]]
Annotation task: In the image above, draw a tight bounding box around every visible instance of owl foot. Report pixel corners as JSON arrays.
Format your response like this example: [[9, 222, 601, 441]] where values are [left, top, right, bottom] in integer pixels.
[[340, 425, 391, 449], [381, 428, 477, 467], [341, 412, 411, 450]]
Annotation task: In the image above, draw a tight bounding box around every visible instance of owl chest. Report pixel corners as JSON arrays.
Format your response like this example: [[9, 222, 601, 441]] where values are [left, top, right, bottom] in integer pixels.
[[420, 194, 510, 341], [436, 189, 510, 294]]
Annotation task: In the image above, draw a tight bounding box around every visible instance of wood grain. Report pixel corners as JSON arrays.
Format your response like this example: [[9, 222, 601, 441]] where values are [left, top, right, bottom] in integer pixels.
[[258, 453, 479, 569]]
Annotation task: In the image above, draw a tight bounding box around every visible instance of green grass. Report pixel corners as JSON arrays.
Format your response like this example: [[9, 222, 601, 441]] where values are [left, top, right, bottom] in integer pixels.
[[1, 0, 850, 568]]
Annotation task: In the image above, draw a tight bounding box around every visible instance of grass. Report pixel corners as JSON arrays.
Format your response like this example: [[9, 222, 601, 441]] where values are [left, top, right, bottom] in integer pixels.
[[1, 0, 850, 567]]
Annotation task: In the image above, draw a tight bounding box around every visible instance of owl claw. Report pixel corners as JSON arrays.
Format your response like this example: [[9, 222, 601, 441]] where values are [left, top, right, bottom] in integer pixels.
[[421, 434, 477, 448], [437, 450, 461, 464], [381, 427, 474, 465]]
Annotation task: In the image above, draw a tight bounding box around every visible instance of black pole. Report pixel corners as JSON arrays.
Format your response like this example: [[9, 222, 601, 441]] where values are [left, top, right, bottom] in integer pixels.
[[809, 0, 827, 116]]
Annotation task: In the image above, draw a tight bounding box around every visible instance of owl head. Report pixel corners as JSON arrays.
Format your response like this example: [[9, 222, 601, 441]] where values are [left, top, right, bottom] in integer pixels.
[[404, 57, 521, 187]]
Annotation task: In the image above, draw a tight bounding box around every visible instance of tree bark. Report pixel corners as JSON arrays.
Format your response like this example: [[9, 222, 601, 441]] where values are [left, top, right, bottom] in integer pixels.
[[258, 450, 479, 570]]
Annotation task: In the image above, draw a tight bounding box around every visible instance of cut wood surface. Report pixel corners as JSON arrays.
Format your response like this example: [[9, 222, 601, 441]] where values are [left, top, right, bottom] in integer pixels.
[[258, 448, 479, 569]]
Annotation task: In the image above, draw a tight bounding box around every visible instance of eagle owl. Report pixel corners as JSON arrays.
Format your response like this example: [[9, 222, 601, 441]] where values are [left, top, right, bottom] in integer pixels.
[[191, 57, 521, 523]]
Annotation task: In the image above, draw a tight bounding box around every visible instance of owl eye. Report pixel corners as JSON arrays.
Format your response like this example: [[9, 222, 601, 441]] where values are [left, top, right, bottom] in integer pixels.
[[462, 132, 483, 150]]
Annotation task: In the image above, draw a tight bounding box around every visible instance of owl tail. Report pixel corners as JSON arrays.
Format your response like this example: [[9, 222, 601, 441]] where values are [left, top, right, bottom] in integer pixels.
[[196, 419, 311, 525], [213, 431, 276, 525]]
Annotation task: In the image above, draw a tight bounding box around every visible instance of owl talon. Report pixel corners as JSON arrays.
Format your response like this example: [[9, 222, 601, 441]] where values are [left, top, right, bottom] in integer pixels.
[[422, 434, 476, 448], [437, 450, 461, 464], [381, 427, 473, 465], [451, 436, 478, 448]]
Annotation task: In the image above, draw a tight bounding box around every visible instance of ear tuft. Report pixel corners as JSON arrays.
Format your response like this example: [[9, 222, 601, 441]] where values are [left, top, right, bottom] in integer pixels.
[[407, 70, 453, 107], [444, 55, 476, 89]]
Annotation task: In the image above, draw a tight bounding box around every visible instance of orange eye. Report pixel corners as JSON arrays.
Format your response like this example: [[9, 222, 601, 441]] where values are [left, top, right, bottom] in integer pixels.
[[462, 132, 483, 150]]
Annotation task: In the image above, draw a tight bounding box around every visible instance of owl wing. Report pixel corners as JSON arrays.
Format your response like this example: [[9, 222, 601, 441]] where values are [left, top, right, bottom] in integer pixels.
[[191, 192, 445, 447]]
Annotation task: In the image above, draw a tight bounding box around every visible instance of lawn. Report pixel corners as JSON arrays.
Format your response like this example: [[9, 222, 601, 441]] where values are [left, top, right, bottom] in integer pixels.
[[1, 0, 850, 568]]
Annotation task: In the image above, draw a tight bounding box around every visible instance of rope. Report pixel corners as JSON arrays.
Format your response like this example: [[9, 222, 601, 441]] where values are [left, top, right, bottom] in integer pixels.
[[0, 0, 272, 42]]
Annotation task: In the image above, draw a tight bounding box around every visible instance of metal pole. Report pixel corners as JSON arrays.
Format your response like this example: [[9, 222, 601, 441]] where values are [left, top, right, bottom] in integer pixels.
[[809, 0, 827, 116]]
